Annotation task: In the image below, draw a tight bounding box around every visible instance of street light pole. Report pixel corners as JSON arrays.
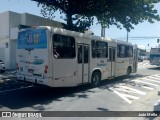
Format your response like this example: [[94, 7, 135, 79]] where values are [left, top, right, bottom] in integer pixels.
[[127, 31, 128, 42], [101, 25, 105, 37]]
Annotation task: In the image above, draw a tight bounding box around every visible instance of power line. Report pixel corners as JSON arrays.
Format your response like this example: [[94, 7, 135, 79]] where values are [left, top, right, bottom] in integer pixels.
[[116, 36, 160, 40]]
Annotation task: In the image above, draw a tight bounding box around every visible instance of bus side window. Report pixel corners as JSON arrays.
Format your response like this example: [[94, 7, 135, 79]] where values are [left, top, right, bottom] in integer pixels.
[[113, 49, 115, 61], [109, 48, 112, 61], [96, 41, 108, 58], [91, 40, 96, 58], [53, 34, 75, 59], [78, 45, 82, 63], [128, 46, 133, 57], [119, 45, 126, 58], [117, 45, 120, 58], [84, 46, 89, 63]]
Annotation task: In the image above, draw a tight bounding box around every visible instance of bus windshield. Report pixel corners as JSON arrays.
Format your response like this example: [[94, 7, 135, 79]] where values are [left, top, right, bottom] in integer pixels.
[[17, 29, 47, 49]]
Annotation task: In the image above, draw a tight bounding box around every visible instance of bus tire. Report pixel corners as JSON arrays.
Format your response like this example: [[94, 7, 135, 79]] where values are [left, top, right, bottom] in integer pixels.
[[0, 70, 5, 73], [126, 67, 131, 76], [91, 71, 101, 87]]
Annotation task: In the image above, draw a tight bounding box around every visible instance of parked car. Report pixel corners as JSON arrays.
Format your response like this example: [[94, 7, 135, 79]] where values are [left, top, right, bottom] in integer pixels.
[[0, 60, 5, 73], [138, 56, 143, 62], [141, 55, 150, 60]]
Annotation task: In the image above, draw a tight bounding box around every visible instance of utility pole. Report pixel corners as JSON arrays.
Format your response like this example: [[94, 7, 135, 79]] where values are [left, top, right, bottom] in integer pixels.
[[127, 31, 128, 42], [101, 24, 105, 37]]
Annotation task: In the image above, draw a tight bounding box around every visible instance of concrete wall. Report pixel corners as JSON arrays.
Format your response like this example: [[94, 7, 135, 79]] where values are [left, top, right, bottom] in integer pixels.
[[0, 38, 6, 62], [0, 11, 63, 69], [0, 12, 9, 39], [9, 11, 21, 69], [0, 12, 10, 69], [21, 13, 63, 28]]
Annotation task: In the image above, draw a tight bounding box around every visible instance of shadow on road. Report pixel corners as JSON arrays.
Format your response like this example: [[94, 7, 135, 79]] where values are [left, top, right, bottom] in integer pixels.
[[0, 73, 145, 111], [147, 67, 160, 70], [0, 78, 98, 111], [97, 107, 109, 111]]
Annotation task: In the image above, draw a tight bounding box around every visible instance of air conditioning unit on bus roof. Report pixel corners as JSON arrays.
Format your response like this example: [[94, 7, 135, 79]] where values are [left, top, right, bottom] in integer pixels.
[[84, 30, 94, 35]]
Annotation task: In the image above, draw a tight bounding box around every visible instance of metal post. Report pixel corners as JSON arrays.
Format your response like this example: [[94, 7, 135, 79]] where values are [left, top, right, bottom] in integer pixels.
[[127, 31, 128, 42], [101, 25, 105, 37]]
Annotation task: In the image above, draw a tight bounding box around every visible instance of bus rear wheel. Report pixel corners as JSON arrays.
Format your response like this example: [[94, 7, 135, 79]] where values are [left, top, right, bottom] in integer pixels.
[[91, 72, 101, 87], [126, 67, 131, 76], [0, 70, 5, 73]]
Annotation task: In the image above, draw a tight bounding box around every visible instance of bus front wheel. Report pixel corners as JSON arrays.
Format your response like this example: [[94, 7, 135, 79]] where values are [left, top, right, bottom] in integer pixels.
[[91, 72, 101, 87]]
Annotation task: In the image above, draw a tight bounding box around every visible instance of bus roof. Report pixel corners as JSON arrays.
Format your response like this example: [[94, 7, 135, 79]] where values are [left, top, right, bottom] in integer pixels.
[[19, 26, 136, 46]]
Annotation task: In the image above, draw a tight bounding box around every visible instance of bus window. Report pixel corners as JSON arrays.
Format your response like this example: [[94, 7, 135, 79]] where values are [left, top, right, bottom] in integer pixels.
[[120, 45, 126, 58], [91, 40, 96, 58], [84, 45, 89, 63], [117, 45, 120, 58], [113, 49, 115, 61], [53, 34, 75, 59], [117, 44, 127, 58], [109, 48, 115, 62], [127, 46, 133, 57], [109, 48, 112, 61], [78, 45, 82, 63], [96, 41, 108, 58]]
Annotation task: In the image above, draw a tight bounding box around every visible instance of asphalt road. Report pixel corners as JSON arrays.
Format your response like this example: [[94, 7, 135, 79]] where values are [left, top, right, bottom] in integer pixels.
[[0, 60, 160, 120]]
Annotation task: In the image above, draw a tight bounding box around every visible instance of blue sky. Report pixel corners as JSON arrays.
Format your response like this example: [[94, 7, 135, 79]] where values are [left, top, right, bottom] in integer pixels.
[[1, 0, 160, 50]]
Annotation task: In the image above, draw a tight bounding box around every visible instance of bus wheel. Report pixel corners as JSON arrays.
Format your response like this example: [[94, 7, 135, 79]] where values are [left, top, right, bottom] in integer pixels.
[[126, 67, 131, 76], [0, 70, 5, 73], [91, 72, 101, 87]]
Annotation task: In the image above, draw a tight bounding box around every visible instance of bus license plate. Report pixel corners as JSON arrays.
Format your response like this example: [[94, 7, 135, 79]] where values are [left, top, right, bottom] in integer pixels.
[[28, 69, 34, 73]]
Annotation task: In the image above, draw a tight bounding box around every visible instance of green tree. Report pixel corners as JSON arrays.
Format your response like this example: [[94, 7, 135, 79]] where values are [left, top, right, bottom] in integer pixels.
[[32, 0, 160, 32]]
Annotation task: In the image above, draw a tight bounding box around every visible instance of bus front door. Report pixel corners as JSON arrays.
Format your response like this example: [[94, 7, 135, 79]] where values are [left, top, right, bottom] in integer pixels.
[[109, 47, 116, 77], [77, 44, 89, 84]]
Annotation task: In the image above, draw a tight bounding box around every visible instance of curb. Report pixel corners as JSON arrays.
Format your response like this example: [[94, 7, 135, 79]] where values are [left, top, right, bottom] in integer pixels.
[[2, 76, 17, 79], [154, 99, 160, 111]]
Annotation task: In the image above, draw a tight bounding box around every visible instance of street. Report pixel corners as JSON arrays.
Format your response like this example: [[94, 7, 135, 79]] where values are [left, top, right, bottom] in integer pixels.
[[0, 60, 160, 120]]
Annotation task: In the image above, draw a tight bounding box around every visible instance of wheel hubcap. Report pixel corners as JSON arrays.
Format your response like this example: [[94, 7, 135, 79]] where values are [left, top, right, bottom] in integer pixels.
[[93, 75, 99, 84]]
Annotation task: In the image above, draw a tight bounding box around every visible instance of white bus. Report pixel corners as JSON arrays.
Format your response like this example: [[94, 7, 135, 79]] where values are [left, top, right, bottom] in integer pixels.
[[150, 48, 160, 66], [16, 26, 138, 87]]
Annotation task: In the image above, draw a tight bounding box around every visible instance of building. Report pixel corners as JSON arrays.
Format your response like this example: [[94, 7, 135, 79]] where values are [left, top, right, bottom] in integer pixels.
[[0, 11, 63, 69]]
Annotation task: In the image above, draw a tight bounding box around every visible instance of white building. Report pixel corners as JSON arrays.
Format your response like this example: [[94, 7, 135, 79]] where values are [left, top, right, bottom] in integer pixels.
[[0, 11, 63, 69]]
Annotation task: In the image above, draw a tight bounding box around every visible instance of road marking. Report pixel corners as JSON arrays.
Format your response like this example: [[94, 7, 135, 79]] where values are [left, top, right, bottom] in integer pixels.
[[152, 75, 160, 78], [0, 85, 33, 93], [147, 76, 160, 80], [141, 86, 154, 90], [108, 74, 160, 104], [109, 88, 132, 104], [109, 74, 160, 104], [121, 93, 139, 99], [138, 62, 150, 68], [118, 86, 146, 95], [141, 78, 160, 83], [115, 88, 138, 94], [134, 80, 159, 87], [109, 88, 139, 104]]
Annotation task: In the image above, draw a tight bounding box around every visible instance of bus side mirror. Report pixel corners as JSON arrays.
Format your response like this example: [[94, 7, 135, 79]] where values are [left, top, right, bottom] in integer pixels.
[[157, 39, 159, 43]]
